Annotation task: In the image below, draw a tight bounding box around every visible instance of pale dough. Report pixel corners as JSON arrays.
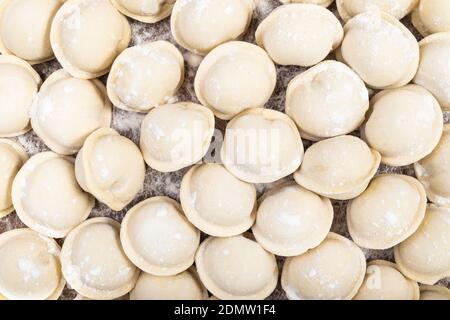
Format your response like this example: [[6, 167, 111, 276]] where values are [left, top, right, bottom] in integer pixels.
[[420, 285, 450, 300], [111, 0, 175, 23], [337, 0, 419, 22], [412, 0, 450, 36], [279, 0, 334, 7]]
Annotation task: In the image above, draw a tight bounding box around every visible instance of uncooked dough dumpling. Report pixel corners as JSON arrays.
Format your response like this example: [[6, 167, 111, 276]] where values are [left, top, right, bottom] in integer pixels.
[[221, 108, 304, 184], [412, 0, 450, 36], [111, 0, 175, 23], [420, 285, 450, 300], [252, 182, 333, 257], [50, 0, 131, 79], [195, 234, 278, 300], [0, 228, 65, 300], [294, 135, 380, 200], [279, 0, 334, 7], [353, 260, 419, 300], [337, 0, 418, 22], [0, 0, 64, 64], [107, 41, 184, 113], [130, 268, 208, 300], [171, 0, 254, 55], [394, 205, 450, 285], [140, 102, 215, 172], [0, 139, 27, 218], [286, 60, 369, 141], [0, 55, 41, 137], [281, 232, 366, 300], [31, 69, 111, 155], [61, 217, 139, 300], [363, 85, 443, 166], [337, 11, 419, 89], [121, 197, 200, 276], [256, 4, 343, 67], [180, 164, 257, 237], [75, 128, 146, 211], [12, 152, 94, 238], [194, 41, 276, 120], [414, 32, 450, 110]]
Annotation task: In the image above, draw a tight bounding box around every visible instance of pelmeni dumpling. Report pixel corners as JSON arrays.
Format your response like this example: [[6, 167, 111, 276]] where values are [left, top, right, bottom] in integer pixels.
[[31, 69, 111, 155], [0, 229, 65, 300], [50, 0, 131, 79], [75, 128, 146, 211], [294, 135, 380, 200], [256, 4, 343, 67], [195, 234, 278, 300], [337, 11, 419, 89], [286, 60, 369, 141], [120, 197, 200, 276], [111, 0, 175, 23], [279, 0, 334, 7], [347, 174, 427, 250], [420, 285, 450, 300], [394, 205, 450, 285], [61, 218, 139, 300], [194, 41, 276, 120], [414, 32, 450, 110], [221, 108, 304, 184], [0, 0, 64, 64], [412, 0, 450, 36], [363, 85, 443, 167], [180, 164, 257, 237], [107, 41, 184, 113], [0, 139, 27, 218], [337, 0, 418, 22], [171, 0, 254, 55], [0, 55, 41, 137], [252, 182, 333, 257], [281, 233, 366, 300], [140, 102, 214, 172], [12, 152, 94, 238], [354, 260, 419, 300]]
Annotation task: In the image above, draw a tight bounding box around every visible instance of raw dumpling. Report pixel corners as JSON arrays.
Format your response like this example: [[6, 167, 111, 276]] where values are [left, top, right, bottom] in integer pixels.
[[195, 234, 278, 300], [0, 55, 41, 137], [281, 232, 366, 300], [111, 0, 175, 23], [171, 0, 254, 55], [180, 164, 257, 237], [50, 0, 131, 79], [337, 11, 419, 89], [394, 205, 450, 285], [256, 4, 343, 67], [0, 0, 64, 64], [420, 285, 450, 300], [412, 0, 450, 36], [252, 182, 333, 256], [107, 41, 184, 113], [194, 41, 276, 120], [294, 135, 380, 200], [75, 128, 146, 211], [353, 260, 419, 300], [140, 102, 215, 172], [0, 139, 27, 218], [279, 0, 334, 7], [413, 32, 450, 110], [221, 108, 304, 184], [31, 69, 111, 155], [61, 217, 139, 300], [0, 229, 65, 300], [347, 174, 427, 249], [337, 0, 418, 22], [363, 85, 443, 166], [285, 60, 369, 141], [12, 152, 94, 238], [120, 197, 200, 276]]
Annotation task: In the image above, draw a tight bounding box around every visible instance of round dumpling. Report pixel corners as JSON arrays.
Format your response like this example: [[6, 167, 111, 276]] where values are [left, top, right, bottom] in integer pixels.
[[363, 85, 443, 166], [107, 41, 184, 113], [337, 11, 419, 89], [171, 0, 254, 55], [111, 0, 175, 23], [279, 0, 334, 7], [50, 0, 131, 79], [412, 0, 450, 36], [31, 69, 111, 155], [420, 285, 450, 300], [194, 41, 276, 120], [256, 4, 343, 67], [337, 0, 418, 22], [286, 60, 369, 141]]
